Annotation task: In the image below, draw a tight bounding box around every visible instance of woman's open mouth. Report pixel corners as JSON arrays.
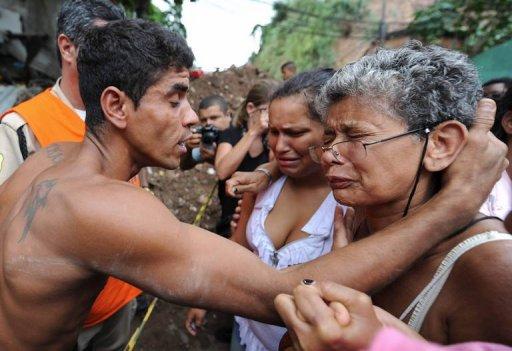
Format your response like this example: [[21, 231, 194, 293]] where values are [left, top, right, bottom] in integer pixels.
[[277, 157, 300, 168]]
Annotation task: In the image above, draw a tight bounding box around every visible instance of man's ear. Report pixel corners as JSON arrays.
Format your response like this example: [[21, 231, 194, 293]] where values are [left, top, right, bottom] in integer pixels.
[[57, 34, 77, 65], [100, 87, 130, 130], [501, 111, 512, 135], [246, 102, 256, 115], [423, 120, 468, 172]]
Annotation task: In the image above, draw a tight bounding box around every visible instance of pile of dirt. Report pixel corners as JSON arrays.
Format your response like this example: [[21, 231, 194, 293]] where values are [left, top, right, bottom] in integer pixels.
[[188, 64, 272, 115], [134, 65, 275, 350]]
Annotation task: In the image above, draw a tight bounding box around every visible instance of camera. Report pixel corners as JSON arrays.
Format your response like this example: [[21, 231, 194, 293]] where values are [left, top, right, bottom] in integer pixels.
[[193, 125, 220, 146]]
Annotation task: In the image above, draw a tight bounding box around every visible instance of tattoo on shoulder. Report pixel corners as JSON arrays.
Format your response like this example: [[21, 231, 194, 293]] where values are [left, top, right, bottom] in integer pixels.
[[18, 179, 58, 243], [46, 145, 63, 164]]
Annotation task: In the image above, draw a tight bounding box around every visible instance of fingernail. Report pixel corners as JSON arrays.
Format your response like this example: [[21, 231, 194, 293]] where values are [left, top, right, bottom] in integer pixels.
[[479, 99, 495, 111], [302, 279, 315, 285]]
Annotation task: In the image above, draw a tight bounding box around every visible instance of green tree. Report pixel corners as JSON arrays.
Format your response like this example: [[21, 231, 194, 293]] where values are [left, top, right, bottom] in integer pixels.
[[116, 0, 187, 37], [251, 0, 370, 77], [408, 0, 512, 56]]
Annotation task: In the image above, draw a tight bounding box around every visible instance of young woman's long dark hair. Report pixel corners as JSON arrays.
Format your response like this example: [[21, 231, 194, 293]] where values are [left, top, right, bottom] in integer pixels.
[[234, 80, 276, 129]]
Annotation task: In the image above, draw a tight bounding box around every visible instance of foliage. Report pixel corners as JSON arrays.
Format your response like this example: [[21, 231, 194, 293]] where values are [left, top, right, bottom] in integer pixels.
[[408, 0, 512, 56], [251, 0, 370, 77], [116, 0, 186, 37]]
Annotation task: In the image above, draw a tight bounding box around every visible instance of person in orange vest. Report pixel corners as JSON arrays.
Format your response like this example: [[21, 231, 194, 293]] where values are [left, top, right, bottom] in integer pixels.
[[0, 1, 141, 350]]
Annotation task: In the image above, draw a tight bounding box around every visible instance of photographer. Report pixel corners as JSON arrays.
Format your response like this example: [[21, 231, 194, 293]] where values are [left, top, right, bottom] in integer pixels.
[[214, 81, 275, 237], [180, 95, 231, 170]]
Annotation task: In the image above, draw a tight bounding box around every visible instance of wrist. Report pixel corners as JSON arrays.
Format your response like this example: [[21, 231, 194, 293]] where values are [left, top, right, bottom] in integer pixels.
[[255, 167, 272, 185], [436, 182, 475, 215], [247, 129, 261, 138], [424, 186, 475, 238]]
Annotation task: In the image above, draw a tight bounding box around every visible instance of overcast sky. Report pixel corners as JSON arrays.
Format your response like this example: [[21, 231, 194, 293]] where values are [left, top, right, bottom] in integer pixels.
[[155, 0, 276, 71]]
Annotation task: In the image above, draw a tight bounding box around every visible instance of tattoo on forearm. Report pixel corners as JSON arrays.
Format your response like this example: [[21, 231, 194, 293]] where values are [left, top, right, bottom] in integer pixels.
[[18, 179, 57, 243], [46, 145, 63, 164]]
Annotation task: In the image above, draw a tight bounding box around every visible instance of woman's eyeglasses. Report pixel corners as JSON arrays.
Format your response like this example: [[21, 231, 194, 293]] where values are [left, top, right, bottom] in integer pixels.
[[308, 128, 431, 163]]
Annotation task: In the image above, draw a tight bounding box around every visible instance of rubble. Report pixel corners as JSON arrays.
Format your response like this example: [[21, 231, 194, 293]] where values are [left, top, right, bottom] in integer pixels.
[[188, 64, 273, 116]]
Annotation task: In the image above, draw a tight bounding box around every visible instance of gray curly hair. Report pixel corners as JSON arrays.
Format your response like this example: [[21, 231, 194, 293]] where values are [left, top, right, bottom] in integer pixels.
[[316, 41, 482, 133]]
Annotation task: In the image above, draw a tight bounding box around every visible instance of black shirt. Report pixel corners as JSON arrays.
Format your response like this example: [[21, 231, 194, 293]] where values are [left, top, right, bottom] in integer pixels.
[[216, 125, 269, 236]]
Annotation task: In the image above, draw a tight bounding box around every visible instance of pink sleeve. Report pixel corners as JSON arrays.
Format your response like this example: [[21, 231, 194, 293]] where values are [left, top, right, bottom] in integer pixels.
[[368, 328, 512, 351]]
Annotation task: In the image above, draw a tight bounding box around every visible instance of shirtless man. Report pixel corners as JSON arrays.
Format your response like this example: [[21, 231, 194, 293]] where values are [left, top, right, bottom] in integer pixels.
[[0, 20, 506, 350]]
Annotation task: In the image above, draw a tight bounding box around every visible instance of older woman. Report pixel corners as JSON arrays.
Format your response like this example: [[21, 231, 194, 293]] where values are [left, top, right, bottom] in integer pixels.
[[228, 42, 512, 346], [307, 41, 512, 344]]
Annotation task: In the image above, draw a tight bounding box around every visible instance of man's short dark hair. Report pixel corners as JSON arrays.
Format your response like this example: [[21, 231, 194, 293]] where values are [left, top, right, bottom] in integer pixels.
[[198, 95, 228, 114], [56, 0, 125, 66], [281, 61, 296, 72], [78, 19, 195, 137]]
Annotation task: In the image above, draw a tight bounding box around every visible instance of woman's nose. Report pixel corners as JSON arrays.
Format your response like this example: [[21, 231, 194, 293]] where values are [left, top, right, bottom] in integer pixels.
[[275, 135, 290, 153], [321, 147, 344, 166]]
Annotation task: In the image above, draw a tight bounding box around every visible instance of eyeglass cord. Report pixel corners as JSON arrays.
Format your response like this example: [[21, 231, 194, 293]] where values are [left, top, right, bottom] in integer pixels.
[[402, 129, 430, 217]]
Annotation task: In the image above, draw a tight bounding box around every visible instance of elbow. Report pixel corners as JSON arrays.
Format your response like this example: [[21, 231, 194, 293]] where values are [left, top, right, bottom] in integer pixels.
[[215, 161, 231, 180], [217, 169, 230, 181]]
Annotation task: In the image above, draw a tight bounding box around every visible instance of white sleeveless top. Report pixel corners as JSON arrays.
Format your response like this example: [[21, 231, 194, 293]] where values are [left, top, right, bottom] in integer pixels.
[[400, 231, 512, 332], [235, 176, 341, 351]]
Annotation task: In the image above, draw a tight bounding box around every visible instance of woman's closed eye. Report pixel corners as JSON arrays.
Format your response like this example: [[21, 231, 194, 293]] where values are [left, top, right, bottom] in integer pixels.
[[287, 130, 307, 137], [323, 134, 336, 146], [343, 132, 380, 142]]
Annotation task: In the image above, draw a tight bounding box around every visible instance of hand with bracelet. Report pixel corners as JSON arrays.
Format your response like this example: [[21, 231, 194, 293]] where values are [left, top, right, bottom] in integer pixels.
[[225, 161, 280, 197]]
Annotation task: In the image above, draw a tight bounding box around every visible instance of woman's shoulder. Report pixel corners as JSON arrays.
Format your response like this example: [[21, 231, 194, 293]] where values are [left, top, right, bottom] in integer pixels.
[[454, 231, 512, 264], [254, 176, 287, 208], [446, 231, 512, 343], [450, 231, 512, 290]]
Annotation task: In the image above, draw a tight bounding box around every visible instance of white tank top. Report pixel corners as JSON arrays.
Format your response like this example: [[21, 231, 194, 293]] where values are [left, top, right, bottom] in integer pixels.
[[236, 176, 341, 351], [400, 231, 512, 332]]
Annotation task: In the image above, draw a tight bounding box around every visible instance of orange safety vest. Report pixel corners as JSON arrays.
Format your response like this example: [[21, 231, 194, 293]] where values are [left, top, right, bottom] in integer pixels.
[[1, 89, 142, 328]]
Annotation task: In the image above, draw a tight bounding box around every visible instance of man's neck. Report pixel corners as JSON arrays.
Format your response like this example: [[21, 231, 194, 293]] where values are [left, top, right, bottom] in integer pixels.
[[81, 133, 140, 181], [59, 75, 85, 110]]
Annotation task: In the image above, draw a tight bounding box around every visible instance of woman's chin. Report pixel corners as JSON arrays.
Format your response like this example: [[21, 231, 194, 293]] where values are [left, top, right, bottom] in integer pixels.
[[332, 189, 364, 207], [280, 163, 321, 179], [279, 165, 301, 178]]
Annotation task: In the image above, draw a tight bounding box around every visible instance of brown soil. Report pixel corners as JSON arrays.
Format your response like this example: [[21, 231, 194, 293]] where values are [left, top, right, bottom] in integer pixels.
[[133, 65, 275, 350], [188, 64, 272, 116]]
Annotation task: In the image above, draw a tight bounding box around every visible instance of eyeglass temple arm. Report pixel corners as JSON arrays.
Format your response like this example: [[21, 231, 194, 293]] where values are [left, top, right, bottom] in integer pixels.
[[363, 128, 431, 147]]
